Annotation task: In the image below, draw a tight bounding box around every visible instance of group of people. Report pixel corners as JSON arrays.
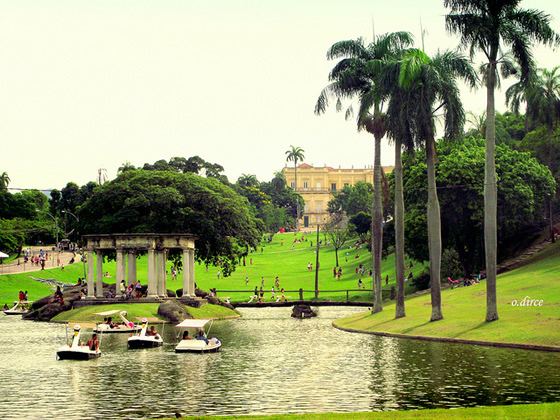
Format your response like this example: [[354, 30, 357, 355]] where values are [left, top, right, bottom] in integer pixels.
[[119, 280, 144, 299], [182, 329, 208, 344], [248, 286, 287, 303]]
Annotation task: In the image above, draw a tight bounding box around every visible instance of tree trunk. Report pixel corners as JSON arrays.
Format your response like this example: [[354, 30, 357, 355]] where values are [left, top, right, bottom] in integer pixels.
[[372, 134, 383, 313], [394, 138, 406, 319], [426, 137, 443, 321], [335, 248, 339, 267], [314, 224, 320, 299], [485, 61, 499, 322], [294, 161, 299, 232]]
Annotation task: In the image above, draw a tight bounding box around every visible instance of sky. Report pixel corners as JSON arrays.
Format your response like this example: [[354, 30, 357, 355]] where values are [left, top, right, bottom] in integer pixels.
[[1, 0, 559, 191]]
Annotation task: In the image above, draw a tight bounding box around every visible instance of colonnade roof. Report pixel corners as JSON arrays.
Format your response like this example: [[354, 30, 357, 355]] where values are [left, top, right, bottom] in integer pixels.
[[82, 233, 197, 251]]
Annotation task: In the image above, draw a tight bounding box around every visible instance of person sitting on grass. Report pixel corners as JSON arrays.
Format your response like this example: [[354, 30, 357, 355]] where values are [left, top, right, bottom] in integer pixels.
[[54, 286, 64, 304]]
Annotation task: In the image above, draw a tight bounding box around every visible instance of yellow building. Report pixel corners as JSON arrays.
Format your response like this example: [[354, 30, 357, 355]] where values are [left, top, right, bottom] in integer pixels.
[[282, 163, 394, 230]]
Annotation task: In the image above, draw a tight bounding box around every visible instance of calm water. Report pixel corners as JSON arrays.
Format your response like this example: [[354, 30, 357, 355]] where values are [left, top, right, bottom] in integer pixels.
[[1, 307, 559, 419]]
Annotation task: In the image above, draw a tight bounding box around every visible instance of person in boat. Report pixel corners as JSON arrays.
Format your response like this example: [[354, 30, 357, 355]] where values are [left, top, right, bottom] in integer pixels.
[[87, 334, 99, 351], [3, 303, 9, 311], [146, 326, 160, 339], [182, 330, 192, 340], [195, 329, 209, 344]]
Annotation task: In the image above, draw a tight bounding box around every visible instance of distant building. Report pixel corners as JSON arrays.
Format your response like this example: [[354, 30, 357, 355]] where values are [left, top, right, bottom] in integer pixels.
[[282, 163, 394, 230]]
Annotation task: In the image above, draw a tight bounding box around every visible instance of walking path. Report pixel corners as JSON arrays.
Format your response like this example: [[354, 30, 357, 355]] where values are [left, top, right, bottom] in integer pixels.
[[0, 246, 82, 275]]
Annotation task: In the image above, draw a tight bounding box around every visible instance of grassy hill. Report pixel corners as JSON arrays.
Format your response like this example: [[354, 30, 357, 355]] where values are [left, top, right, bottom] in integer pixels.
[[334, 241, 560, 348], [0, 233, 426, 305]]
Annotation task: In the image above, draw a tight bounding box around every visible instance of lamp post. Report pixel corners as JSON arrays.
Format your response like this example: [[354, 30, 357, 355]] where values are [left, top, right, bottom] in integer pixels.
[[45, 213, 59, 245], [61, 210, 79, 237]]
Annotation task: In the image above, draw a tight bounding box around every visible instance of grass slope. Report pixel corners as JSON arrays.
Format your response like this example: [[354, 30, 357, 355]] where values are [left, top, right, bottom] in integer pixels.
[[0, 273, 54, 305], [334, 242, 560, 348], [51, 303, 238, 323], [1, 233, 426, 303], [177, 402, 560, 419]]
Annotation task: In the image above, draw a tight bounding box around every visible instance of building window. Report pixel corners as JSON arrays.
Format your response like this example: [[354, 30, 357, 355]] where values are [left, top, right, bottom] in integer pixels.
[[303, 181, 309, 189], [316, 182, 321, 189], [316, 201, 322, 212], [331, 183, 336, 192], [290, 181, 295, 189]]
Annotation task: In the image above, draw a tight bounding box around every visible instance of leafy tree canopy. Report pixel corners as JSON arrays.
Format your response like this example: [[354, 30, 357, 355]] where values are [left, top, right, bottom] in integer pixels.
[[402, 137, 555, 273], [78, 170, 261, 275]]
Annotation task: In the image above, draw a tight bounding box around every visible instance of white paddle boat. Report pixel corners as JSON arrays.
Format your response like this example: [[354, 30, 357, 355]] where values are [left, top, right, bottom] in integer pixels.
[[3, 301, 31, 315], [93, 309, 141, 334], [175, 319, 221, 353], [57, 324, 101, 360], [128, 318, 164, 349]]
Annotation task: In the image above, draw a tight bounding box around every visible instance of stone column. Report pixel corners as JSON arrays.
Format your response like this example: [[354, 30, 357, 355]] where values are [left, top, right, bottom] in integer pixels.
[[183, 249, 194, 296], [182, 249, 190, 297], [96, 250, 104, 298], [127, 251, 137, 285], [116, 248, 125, 297], [147, 249, 158, 298], [159, 250, 167, 298], [86, 250, 95, 298], [155, 251, 163, 297]]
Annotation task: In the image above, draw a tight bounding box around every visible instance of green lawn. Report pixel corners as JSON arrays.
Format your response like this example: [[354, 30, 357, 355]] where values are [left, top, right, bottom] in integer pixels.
[[334, 241, 560, 348], [0, 233, 426, 303], [51, 303, 238, 323], [0, 273, 54, 306], [177, 402, 560, 419]]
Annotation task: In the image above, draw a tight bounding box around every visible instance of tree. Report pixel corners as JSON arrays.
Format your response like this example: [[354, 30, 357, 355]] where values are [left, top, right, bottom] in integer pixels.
[[78, 170, 262, 275], [328, 182, 373, 218], [285, 145, 305, 231], [315, 32, 414, 314], [445, 0, 560, 322], [237, 174, 259, 188], [0, 172, 10, 191], [325, 218, 350, 267], [398, 48, 477, 321], [402, 137, 555, 273], [507, 66, 560, 131]]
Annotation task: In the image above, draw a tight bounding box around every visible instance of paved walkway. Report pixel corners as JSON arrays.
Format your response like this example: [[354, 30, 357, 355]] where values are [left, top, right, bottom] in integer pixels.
[[0, 246, 83, 275]]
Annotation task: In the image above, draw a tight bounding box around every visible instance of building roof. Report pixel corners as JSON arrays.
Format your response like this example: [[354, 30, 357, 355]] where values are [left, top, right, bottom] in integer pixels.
[[286, 163, 394, 172]]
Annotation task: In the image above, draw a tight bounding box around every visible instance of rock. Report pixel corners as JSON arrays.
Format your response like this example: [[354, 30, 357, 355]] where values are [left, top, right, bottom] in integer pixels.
[[157, 300, 191, 324], [176, 288, 183, 298], [291, 304, 317, 319], [24, 300, 73, 321], [206, 295, 235, 310], [195, 288, 208, 298], [167, 289, 176, 298]]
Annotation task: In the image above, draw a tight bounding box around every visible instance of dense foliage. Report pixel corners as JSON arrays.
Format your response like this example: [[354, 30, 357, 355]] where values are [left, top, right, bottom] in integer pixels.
[[79, 170, 262, 275], [402, 137, 555, 274]]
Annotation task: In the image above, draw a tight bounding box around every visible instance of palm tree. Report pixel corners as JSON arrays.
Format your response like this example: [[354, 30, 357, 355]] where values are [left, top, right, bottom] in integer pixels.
[[507, 66, 560, 131], [398, 48, 477, 321], [315, 32, 414, 314], [445, 0, 559, 322], [467, 111, 486, 136], [0, 172, 10, 191], [237, 174, 259, 188], [285, 145, 305, 231]]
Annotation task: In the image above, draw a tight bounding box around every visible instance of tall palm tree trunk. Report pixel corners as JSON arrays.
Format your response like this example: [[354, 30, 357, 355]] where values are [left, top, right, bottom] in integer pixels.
[[394, 138, 406, 318], [485, 62, 499, 322], [426, 137, 443, 321], [294, 161, 299, 231], [372, 134, 384, 313]]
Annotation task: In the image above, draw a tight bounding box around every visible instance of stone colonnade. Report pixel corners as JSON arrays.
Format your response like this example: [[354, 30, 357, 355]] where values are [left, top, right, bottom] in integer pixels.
[[82, 233, 197, 299]]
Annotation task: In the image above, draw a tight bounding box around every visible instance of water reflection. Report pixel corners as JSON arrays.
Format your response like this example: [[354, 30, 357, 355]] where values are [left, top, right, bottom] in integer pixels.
[[0, 307, 559, 419]]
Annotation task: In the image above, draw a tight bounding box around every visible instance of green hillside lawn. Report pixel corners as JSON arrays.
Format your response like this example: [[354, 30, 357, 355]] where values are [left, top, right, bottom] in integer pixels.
[[51, 303, 239, 323], [0, 233, 426, 304], [176, 402, 560, 419], [334, 241, 560, 348], [0, 274, 54, 306]]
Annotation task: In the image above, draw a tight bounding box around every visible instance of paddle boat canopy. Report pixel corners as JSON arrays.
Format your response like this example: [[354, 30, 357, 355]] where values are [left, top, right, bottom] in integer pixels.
[[127, 318, 164, 349], [3, 301, 32, 315], [93, 309, 141, 334], [56, 324, 101, 360], [175, 319, 221, 353]]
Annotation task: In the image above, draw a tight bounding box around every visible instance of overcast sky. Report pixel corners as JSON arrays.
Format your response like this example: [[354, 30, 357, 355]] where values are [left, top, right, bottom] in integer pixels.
[[2, 0, 559, 191]]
